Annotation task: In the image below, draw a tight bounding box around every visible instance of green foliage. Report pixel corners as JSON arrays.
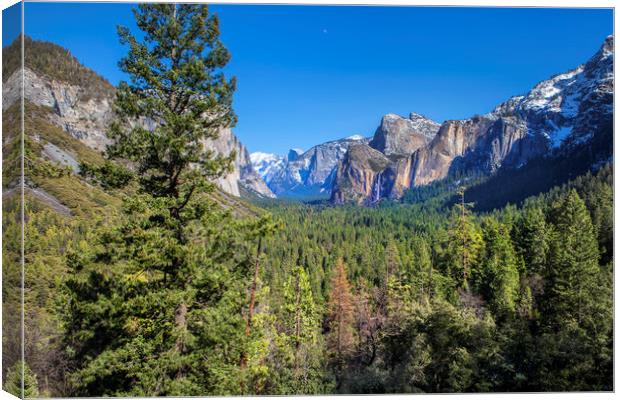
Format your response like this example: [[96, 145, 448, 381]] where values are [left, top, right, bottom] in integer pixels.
[[258, 166, 613, 393], [476, 218, 520, 316], [513, 206, 549, 275], [442, 191, 484, 290], [544, 189, 600, 327], [61, 4, 273, 396], [265, 266, 332, 394], [62, 194, 264, 395], [107, 3, 237, 206], [79, 160, 134, 189], [4, 362, 40, 398]]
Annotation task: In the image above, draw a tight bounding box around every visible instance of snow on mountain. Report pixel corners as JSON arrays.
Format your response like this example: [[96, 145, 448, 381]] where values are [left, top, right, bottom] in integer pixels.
[[256, 136, 369, 199], [332, 35, 613, 205], [369, 113, 439, 156], [488, 35, 613, 152], [250, 152, 285, 183], [346, 134, 365, 140]]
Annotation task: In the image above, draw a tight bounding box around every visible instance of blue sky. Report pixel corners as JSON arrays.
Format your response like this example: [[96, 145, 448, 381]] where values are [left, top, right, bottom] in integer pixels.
[[4, 3, 614, 155]]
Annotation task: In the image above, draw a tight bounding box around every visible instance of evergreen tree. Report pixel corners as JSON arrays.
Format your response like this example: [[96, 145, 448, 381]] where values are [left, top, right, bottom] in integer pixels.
[[409, 237, 433, 300], [326, 258, 356, 383], [384, 240, 401, 283], [544, 189, 600, 327], [61, 4, 270, 395], [477, 218, 520, 316], [269, 266, 330, 394], [513, 206, 549, 275], [443, 188, 484, 291], [4, 362, 40, 398]]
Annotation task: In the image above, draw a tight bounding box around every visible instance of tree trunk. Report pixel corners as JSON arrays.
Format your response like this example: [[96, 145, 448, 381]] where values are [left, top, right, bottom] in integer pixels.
[[175, 302, 188, 379], [245, 237, 263, 337], [175, 303, 188, 353]]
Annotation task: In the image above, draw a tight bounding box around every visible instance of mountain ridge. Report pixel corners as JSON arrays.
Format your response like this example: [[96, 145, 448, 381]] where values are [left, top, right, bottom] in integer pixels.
[[331, 35, 613, 205], [2, 36, 275, 199]]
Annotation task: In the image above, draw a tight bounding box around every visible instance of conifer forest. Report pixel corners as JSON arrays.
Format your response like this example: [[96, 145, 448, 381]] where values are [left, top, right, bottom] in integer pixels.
[[1, 3, 614, 396]]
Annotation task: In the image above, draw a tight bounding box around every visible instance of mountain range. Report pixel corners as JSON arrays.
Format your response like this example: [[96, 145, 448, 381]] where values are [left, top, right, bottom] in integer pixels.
[[251, 135, 369, 199], [3, 35, 613, 209], [253, 35, 613, 206]]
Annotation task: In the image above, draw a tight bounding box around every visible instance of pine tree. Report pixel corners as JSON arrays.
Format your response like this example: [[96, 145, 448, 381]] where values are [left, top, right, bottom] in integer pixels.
[[4, 362, 40, 398], [384, 240, 401, 283], [326, 259, 356, 375], [544, 189, 600, 327], [409, 237, 433, 300], [61, 4, 270, 396], [513, 206, 549, 275], [444, 188, 483, 291], [477, 218, 520, 316], [271, 266, 329, 394]]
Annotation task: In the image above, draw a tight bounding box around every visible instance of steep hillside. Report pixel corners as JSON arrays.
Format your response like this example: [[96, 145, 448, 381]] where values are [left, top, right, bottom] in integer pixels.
[[330, 143, 390, 205], [2, 36, 274, 199]]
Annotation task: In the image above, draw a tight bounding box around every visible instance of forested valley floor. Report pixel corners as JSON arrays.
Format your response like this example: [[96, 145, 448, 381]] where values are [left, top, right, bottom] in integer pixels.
[[3, 162, 613, 396]]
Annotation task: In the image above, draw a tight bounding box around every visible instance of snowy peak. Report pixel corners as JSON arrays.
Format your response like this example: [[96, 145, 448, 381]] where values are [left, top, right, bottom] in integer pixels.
[[346, 134, 365, 141], [488, 34, 613, 150], [250, 152, 285, 183], [256, 135, 369, 199], [331, 35, 613, 205]]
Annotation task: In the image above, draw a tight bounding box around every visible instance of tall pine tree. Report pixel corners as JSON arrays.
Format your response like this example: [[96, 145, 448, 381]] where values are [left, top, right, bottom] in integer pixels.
[[443, 188, 483, 291], [544, 189, 600, 327], [326, 258, 356, 385], [477, 218, 520, 317], [62, 4, 270, 396]]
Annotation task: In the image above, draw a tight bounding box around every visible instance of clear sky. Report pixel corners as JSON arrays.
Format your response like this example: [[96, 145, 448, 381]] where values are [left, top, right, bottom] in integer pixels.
[[4, 3, 614, 155]]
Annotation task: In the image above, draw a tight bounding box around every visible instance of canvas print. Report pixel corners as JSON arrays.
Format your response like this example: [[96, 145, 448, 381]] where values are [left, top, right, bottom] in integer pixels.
[[1, 1, 614, 397]]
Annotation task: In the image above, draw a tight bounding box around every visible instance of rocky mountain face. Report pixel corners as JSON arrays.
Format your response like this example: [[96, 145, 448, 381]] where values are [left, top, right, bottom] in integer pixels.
[[203, 128, 274, 198], [2, 37, 274, 198], [330, 144, 390, 205], [332, 35, 613, 205], [331, 112, 441, 203], [250, 152, 286, 185], [368, 112, 439, 156], [254, 136, 368, 199], [3, 66, 115, 151]]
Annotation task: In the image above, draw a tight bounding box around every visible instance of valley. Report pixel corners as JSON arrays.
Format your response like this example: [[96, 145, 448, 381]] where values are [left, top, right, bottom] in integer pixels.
[[1, 6, 614, 396]]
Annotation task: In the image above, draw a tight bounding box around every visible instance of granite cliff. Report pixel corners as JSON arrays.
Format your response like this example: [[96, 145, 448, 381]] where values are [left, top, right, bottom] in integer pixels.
[[331, 35, 613, 205], [2, 37, 274, 198]]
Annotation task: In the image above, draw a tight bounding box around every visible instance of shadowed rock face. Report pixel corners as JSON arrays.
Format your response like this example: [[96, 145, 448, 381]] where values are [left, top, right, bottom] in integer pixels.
[[330, 35, 614, 205], [331, 144, 390, 205], [2, 37, 273, 199], [408, 116, 543, 187]]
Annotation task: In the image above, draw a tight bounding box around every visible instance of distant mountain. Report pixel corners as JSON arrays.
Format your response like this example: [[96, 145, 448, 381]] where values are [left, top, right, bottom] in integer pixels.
[[250, 152, 285, 183], [257, 136, 369, 199], [2, 36, 274, 199], [332, 35, 613, 205]]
